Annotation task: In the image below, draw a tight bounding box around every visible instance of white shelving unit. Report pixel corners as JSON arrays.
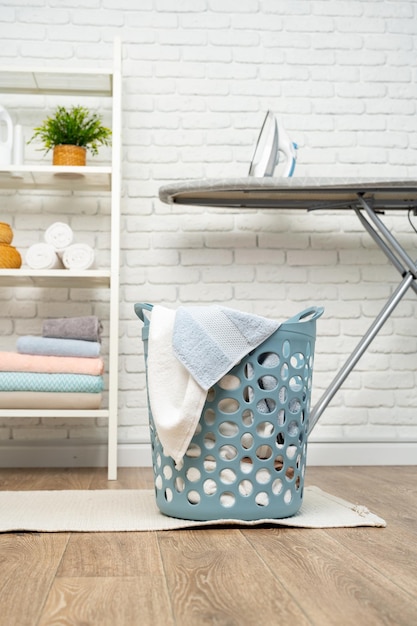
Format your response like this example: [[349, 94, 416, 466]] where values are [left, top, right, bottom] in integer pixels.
[[0, 39, 122, 480]]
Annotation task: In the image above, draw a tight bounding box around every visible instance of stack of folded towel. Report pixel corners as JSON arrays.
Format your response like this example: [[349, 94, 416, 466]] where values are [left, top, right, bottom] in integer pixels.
[[25, 222, 96, 271], [0, 315, 104, 409]]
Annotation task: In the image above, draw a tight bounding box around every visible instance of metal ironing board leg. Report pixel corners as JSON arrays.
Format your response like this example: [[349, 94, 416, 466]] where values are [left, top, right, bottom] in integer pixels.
[[357, 195, 417, 281], [158, 177, 417, 437], [353, 206, 417, 296], [308, 271, 415, 434], [308, 195, 417, 434]]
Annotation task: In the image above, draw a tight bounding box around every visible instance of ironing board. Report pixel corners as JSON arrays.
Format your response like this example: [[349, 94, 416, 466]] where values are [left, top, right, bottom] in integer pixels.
[[159, 177, 417, 433]]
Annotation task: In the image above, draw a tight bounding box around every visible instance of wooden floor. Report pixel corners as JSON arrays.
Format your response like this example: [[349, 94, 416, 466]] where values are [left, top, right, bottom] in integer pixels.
[[0, 466, 416, 626]]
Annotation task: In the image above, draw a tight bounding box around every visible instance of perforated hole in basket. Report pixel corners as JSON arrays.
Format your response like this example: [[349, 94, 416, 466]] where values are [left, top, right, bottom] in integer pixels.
[[149, 331, 315, 518]]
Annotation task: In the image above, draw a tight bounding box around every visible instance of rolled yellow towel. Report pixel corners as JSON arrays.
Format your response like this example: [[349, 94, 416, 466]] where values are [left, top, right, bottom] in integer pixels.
[[0, 243, 22, 268], [0, 222, 13, 245]]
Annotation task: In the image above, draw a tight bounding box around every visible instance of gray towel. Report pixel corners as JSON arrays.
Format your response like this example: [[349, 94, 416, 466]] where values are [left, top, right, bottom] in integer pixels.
[[42, 316, 103, 343], [172, 305, 280, 390]]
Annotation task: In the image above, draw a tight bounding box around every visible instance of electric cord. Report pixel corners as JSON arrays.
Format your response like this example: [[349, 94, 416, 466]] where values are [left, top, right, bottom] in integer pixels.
[[407, 208, 417, 235]]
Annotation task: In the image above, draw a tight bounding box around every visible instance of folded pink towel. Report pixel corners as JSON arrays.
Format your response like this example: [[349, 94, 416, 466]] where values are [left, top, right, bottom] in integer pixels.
[[0, 352, 104, 376]]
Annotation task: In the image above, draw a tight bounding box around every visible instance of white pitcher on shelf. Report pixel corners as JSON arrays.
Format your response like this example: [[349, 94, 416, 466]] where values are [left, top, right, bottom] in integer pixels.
[[0, 105, 13, 167], [12, 124, 24, 165]]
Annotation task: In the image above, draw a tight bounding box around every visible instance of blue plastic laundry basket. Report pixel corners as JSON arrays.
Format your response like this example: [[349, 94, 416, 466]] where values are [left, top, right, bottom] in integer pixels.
[[135, 303, 323, 522]]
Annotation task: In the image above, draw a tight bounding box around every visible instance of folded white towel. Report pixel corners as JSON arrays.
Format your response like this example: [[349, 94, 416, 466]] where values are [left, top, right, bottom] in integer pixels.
[[44, 222, 73, 253], [62, 243, 95, 270], [25, 243, 63, 270], [147, 305, 207, 467]]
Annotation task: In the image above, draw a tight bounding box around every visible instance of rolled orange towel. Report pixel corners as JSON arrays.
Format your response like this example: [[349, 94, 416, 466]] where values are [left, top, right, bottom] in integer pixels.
[[0, 243, 22, 268], [0, 222, 13, 244]]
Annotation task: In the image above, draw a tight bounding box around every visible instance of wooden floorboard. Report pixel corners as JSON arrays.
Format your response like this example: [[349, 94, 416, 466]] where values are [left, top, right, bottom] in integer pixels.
[[0, 467, 95, 491], [38, 576, 176, 626], [0, 465, 416, 626], [245, 526, 416, 626], [0, 533, 70, 626], [157, 528, 311, 625]]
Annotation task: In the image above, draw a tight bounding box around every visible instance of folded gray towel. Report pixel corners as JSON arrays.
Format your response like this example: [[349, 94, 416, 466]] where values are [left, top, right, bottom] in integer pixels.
[[42, 316, 103, 343]]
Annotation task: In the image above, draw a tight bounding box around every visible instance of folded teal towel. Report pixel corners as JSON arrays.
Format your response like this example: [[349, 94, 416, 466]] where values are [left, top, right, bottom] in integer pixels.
[[0, 372, 103, 393], [17, 336, 101, 358]]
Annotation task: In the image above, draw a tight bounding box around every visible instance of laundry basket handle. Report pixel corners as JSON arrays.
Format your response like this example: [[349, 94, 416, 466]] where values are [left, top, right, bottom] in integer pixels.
[[134, 302, 324, 327], [284, 306, 324, 326], [134, 302, 153, 322]]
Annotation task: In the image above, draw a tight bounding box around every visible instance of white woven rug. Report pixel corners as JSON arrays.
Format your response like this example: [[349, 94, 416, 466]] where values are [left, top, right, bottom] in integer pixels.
[[0, 486, 385, 532]]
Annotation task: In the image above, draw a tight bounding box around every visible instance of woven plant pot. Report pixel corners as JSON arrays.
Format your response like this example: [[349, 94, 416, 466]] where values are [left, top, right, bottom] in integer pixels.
[[53, 145, 86, 166], [0, 222, 13, 245], [0, 243, 22, 269]]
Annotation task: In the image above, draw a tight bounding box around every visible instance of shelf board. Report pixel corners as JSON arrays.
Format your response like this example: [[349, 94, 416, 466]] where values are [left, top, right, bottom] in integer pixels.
[[0, 66, 113, 96], [0, 269, 111, 288], [0, 165, 111, 191], [0, 409, 109, 418]]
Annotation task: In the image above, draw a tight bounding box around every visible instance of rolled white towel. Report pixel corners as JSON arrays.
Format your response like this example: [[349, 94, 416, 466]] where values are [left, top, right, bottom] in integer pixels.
[[44, 222, 73, 253], [62, 243, 95, 270], [25, 243, 63, 270]]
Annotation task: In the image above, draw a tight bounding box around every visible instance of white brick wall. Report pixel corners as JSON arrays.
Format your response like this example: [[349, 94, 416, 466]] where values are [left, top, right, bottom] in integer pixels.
[[1, 0, 416, 458]]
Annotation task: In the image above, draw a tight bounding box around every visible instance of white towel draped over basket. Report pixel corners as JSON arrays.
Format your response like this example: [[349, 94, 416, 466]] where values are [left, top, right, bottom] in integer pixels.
[[146, 304, 281, 466]]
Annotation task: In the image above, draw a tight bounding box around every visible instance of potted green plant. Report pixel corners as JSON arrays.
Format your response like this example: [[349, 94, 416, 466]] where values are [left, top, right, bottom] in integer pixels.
[[30, 105, 112, 166]]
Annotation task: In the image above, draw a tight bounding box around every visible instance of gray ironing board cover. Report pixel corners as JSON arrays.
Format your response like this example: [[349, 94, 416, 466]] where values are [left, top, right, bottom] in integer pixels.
[[159, 177, 417, 210]]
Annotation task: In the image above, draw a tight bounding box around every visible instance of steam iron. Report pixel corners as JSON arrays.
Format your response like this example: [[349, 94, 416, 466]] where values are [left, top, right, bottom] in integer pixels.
[[249, 110, 298, 178]]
